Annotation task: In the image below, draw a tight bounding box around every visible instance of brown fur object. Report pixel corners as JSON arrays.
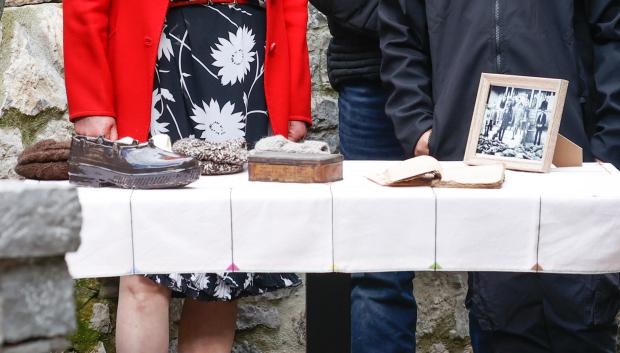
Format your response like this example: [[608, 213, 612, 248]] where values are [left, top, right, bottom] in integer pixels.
[[14, 162, 70, 181], [18, 148, 70, 165], [15, 139, 71, 180]]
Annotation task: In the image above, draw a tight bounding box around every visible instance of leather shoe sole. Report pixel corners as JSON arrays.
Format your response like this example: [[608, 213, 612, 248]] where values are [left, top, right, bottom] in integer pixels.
[[69, 163, 201, 189]]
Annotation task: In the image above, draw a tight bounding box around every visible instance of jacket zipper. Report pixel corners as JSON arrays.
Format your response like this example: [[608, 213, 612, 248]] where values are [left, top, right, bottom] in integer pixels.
[[494, 0, 502, 72]]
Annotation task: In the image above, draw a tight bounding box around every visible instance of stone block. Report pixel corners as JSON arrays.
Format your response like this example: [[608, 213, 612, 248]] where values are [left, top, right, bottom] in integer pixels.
[[0, 257, 76, 344], [32, 116, 74, 144], [0, 183, 81, 258], [232, 341, 261, 353], [2, 337, 68, 353], [0, 295, 3, 346], [0, 4, 65, 117], [236, 304, 280, 331], [88, 341, 107, 353], [2, 338, 69, 353], [5, 1, 60, 6], [89, 303, 111, 334], [0, 127, 23, 179]]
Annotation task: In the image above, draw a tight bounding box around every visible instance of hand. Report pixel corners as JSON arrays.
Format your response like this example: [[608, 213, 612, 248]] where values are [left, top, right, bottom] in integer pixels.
[[74, 116, 118, 140], [414, 129, 432, 157], [288, 121, 308, 142]]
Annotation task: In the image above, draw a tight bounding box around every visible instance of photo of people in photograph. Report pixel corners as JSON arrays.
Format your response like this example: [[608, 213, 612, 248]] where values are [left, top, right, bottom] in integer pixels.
[[476, 85, 556, 161]]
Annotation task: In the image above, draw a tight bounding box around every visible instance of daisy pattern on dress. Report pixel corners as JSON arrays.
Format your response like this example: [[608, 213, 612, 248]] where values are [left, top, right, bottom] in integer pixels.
[[211, 26, 256, 86], [190, 99, 245, 142]]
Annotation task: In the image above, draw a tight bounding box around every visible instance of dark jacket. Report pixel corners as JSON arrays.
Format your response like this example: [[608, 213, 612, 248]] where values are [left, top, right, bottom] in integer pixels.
[[537, 113, 548, 130], [310, 0, 382, 88], [379, 0, 620, 166]]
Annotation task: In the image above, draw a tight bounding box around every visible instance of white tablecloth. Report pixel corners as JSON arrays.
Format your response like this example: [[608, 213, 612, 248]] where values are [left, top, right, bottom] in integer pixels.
[[58, 162, 620, 278]]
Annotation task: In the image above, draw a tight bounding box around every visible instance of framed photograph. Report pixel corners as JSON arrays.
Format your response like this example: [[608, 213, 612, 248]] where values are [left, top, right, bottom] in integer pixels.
[[464, 73, 569, 173]]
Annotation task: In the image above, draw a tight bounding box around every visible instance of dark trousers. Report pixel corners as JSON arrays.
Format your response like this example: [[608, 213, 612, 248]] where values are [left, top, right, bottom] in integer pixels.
[[339, 83, 418, 353], [351, 272, 417, 353], [468, 272, 620, 353], [338, 83, 407, 160], [498, 126, 508, 142], [535, 129, 544, 145]]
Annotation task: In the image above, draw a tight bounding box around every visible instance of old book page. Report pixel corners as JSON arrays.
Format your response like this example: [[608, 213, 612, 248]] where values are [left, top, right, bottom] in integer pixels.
[[367, 156, 441, 186], [437, 164, 505, 189], [368, 156, 505, 188]]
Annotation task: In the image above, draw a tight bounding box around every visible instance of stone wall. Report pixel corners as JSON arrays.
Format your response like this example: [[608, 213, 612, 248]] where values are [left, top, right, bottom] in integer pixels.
[[0, 183, 82, 353], [0, 2, 473, 353]]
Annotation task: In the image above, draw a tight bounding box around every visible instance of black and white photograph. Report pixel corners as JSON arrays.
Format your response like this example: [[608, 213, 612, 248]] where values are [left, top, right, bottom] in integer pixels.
[[476, 86, 556, 161], [464, 74, 568, 173]]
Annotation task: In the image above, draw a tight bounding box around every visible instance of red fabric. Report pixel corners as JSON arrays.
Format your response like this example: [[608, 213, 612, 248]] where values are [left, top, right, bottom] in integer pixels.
[[64, 0, 312, 141]]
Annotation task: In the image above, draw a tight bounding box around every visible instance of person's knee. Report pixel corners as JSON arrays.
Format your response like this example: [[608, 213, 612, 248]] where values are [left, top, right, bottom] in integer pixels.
[[121, 276, 170, 310]]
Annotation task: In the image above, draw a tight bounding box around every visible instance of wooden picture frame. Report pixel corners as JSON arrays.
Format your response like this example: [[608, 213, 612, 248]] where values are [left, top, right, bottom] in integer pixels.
[[464, 73, 569, 173]]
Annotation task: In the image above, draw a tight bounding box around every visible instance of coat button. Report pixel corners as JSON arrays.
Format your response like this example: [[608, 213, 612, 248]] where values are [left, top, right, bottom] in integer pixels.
[[144, 36, 153, 46], [269, 42, 277, 54]]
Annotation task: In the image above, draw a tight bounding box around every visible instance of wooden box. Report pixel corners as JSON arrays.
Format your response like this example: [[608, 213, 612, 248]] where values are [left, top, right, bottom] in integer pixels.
[[248, 152, 344, 183]]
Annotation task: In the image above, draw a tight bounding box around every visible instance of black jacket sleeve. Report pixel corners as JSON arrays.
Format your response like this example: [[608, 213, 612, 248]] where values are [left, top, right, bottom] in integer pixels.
[[379, 0, 434, 156], [310, 0, 379, 35], [588, 0, 620, 167]]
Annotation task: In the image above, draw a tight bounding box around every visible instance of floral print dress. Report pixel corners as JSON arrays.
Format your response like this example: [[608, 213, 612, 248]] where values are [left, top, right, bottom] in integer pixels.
[[147, 0, 300, 302]]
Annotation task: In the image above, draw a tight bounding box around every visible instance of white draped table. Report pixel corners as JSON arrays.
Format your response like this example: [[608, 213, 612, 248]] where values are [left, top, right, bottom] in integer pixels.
[[54, 161, 620, 279]]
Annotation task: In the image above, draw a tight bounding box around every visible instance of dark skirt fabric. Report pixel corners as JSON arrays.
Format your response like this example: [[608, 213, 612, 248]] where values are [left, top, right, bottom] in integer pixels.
[[151, 1, 270, 148], [147, 1, 300, 302]]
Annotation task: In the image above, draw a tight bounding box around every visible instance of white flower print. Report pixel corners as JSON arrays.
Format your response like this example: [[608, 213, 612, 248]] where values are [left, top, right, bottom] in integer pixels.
[[168, 273, 183, 286], [214, 276, 233, 300], [151, 89, 171, 136], [190, 99, 245, 142], [281, 276, 293, 287], [158, 29, 174, 61], [190, 273, 211, 289], [211, 26, 256, 86], [243, 273, 253, 289]]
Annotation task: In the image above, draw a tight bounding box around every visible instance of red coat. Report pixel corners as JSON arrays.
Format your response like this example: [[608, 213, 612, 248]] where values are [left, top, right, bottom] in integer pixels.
[[64, 0, 311, 141]]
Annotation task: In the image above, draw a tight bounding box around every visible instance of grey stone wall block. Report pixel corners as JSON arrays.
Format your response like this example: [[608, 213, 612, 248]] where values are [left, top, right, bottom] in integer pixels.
[[89, 303, 111, 335], [32, 116, 74, 144], [0, 295, 3, 347], [88, 341, 106, 353], [0, 258, 76, 344], [5, 1, 60, 7], [0, 4, 65, 117], [0, 127, 23, 179], [0, 183, 81, 258], [237, 304, 281, 331], [2, 337, 68, 353]]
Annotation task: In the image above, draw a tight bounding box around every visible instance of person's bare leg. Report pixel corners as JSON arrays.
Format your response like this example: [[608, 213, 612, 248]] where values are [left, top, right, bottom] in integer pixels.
[[178, 299, 238, 353], [116, 275, 171, 353]]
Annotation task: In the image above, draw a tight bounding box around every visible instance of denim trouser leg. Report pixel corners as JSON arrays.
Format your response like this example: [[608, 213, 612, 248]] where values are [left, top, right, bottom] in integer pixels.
[[351, 272, 417, 353], [338, 83, 406, 161], [339, 83, 416, 353]]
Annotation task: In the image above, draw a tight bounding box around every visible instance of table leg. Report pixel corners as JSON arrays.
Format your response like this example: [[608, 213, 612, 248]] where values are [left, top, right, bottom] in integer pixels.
[[306, 273, 351, 353]]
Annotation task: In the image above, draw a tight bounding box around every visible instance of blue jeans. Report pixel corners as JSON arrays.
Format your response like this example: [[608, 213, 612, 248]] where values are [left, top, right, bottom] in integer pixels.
[[338, 83, 406, 161], [351, 272, 417, 353], [340, 83, 416, 353]]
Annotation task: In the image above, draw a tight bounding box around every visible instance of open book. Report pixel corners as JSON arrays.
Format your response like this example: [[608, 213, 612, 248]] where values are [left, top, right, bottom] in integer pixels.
[[368, 156, 505, 189]]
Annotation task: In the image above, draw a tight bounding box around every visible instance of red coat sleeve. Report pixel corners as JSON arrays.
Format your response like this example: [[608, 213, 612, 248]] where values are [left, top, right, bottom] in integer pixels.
[[283, 0, 312, 125], [63, 0, 117, 121]]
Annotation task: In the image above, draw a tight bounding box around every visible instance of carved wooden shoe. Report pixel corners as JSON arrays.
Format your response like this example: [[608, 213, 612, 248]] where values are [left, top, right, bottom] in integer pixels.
[[68, 135, 201, 189]]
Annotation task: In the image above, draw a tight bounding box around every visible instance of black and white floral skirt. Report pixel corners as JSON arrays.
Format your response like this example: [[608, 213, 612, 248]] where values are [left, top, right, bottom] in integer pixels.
[[147, 1, 300, 302]]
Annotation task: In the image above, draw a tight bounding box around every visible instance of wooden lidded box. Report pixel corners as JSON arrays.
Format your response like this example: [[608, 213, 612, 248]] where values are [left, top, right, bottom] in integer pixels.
[[248, 152, 344, 183]]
